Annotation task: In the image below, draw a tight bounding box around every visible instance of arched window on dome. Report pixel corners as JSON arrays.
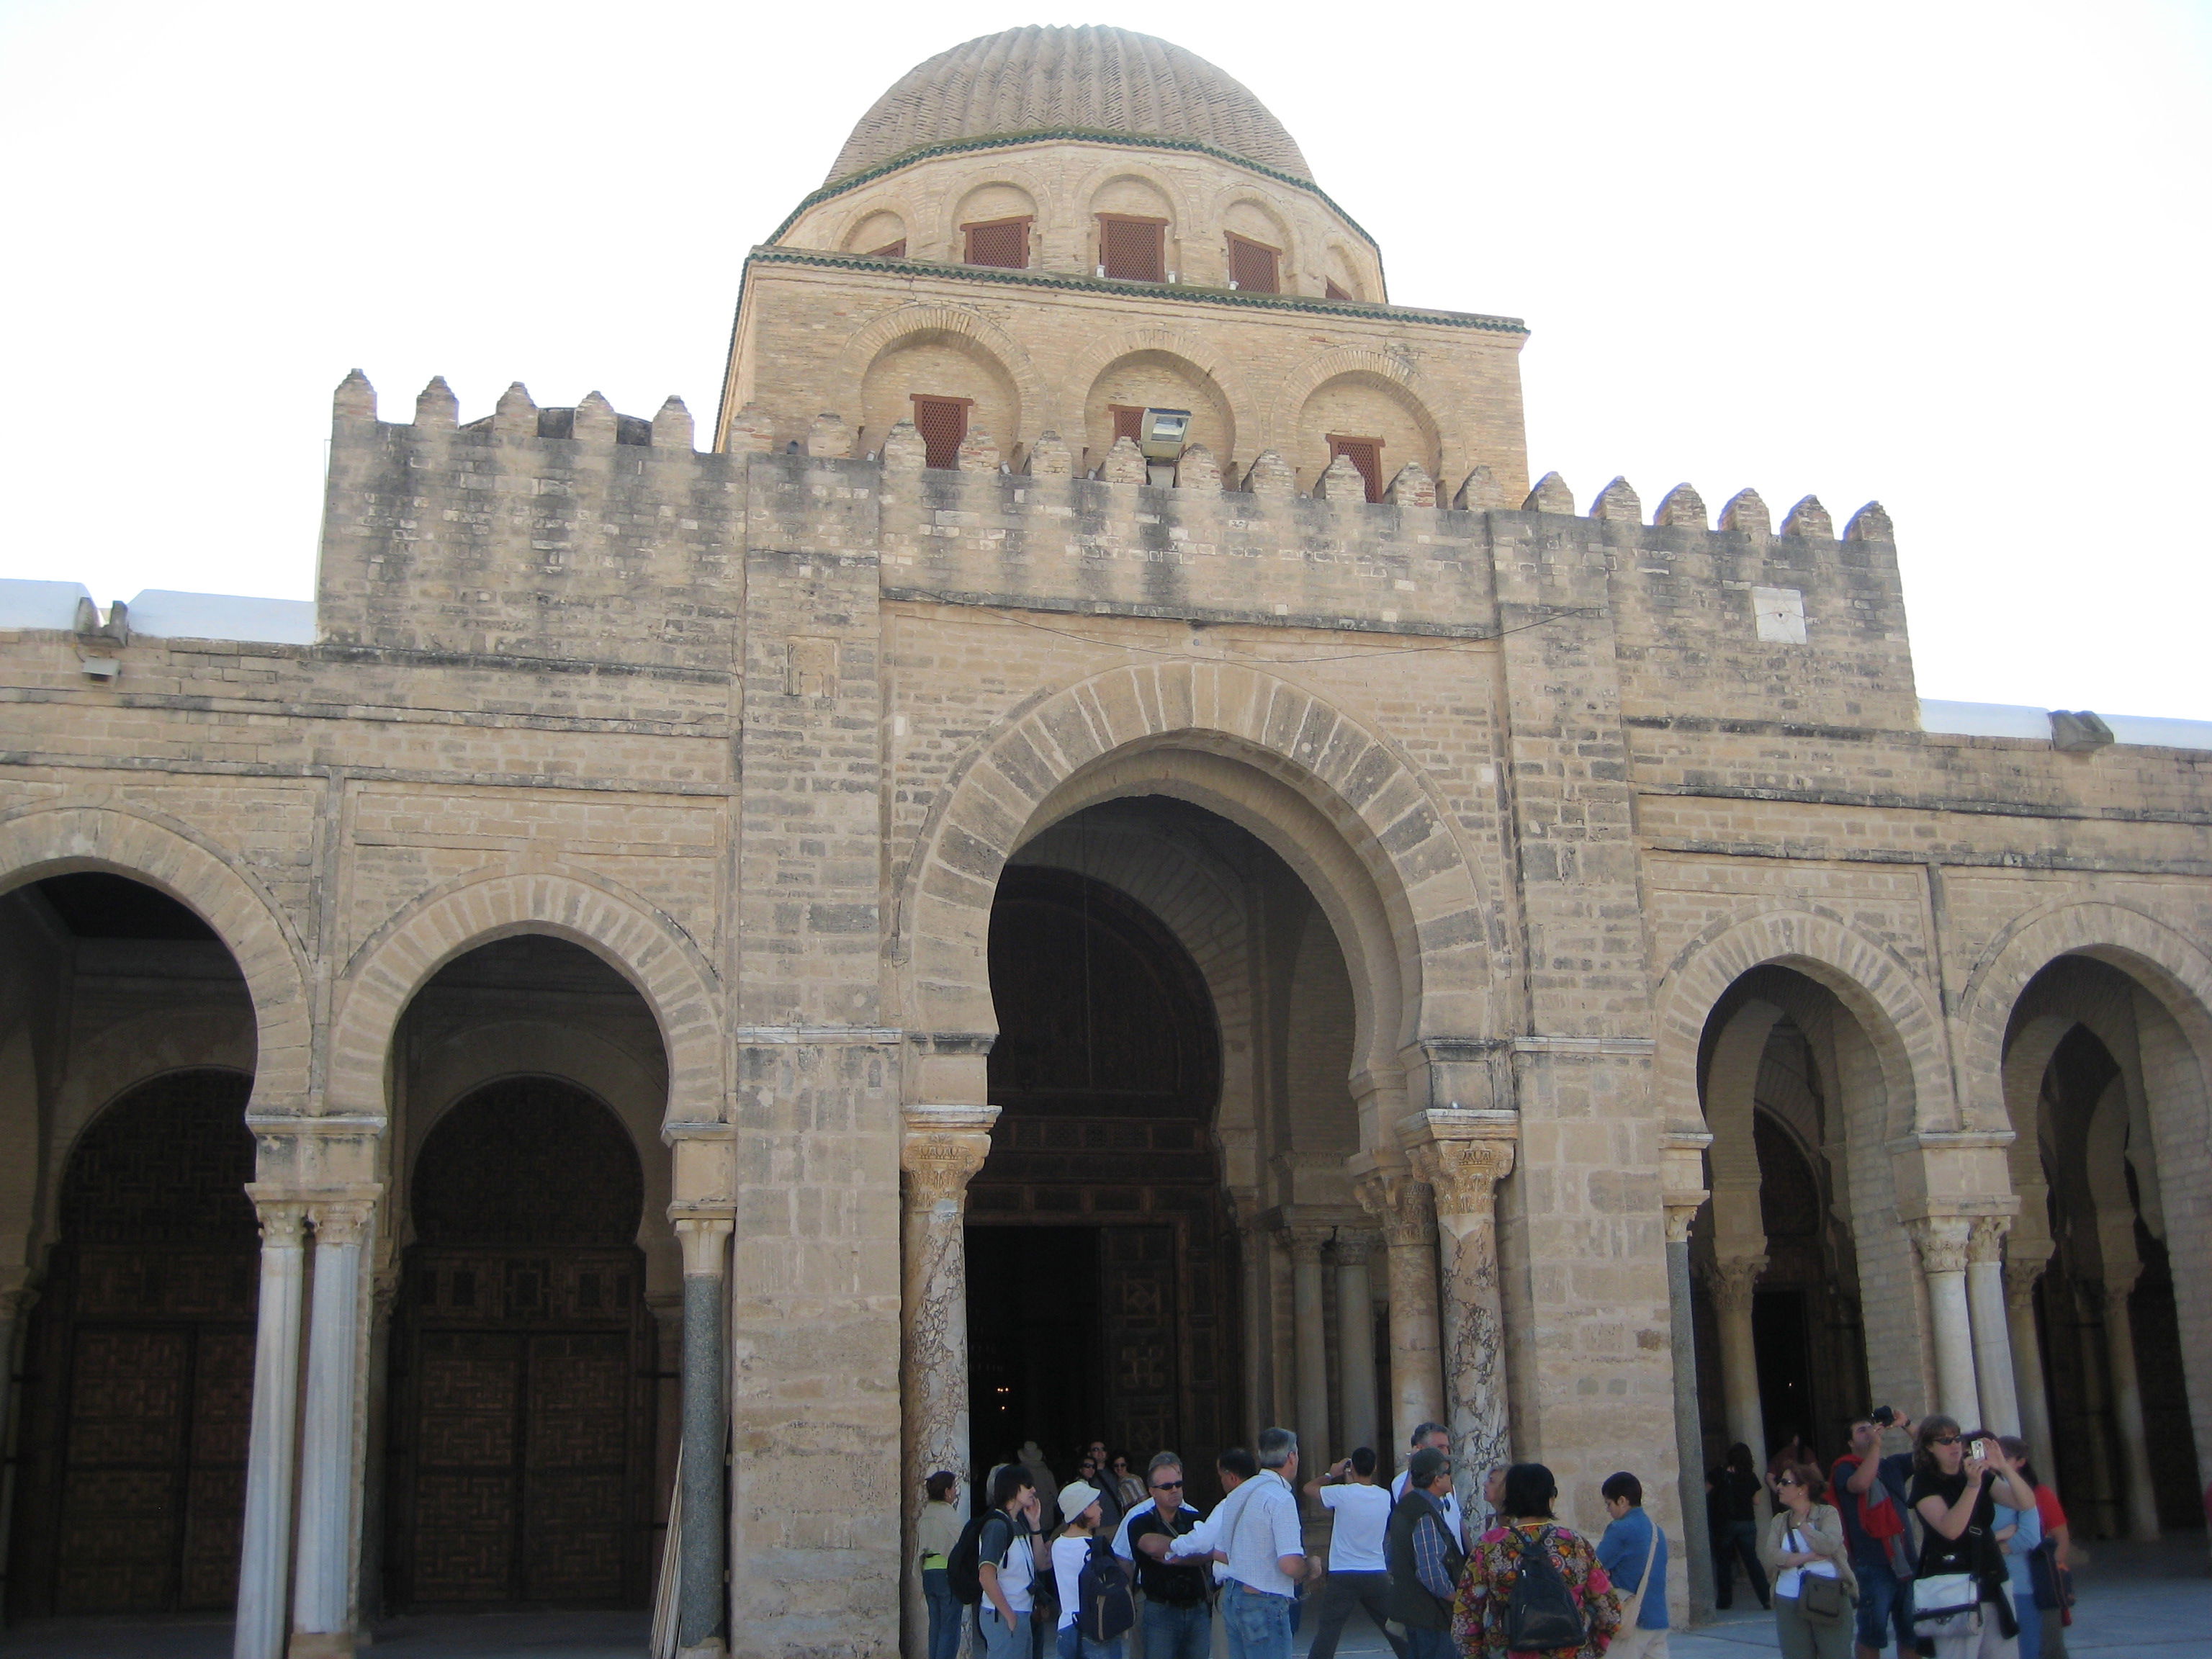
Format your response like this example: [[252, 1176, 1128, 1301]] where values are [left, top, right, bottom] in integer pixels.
[[1089, 174, 1177, 284], [955, 182, 1037, 270], [843, 209, 909, 260]]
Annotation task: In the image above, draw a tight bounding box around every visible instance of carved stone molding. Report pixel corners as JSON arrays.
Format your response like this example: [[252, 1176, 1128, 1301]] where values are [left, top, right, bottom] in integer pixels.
[[674, 1214, 737, 1277], [1661, 1194, 1707, 1246], [1331, 1231, 1377, 1268], [900, 1104, 999, 1208], [253, 1200, 308, 1247], [1283, 1225, 1333, 1266], [1966, 1215, 2010, 1267], [1906, 1216, 1973, 1277], [2002, 1258, 2046, 1312], [1709, 1255, 1767, 1313], [1353, 1169, 1436, 1247], [308, 1198, 377, 1248]]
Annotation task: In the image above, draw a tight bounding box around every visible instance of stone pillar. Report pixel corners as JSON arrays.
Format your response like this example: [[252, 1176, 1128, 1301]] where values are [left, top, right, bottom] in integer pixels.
[[674, 1215, 734, 1659], [1966, 1219, 2021, 1435], [237, 1202, 307, 1659], [1406, 1127, 1516, 1519], [1287, 1227, 1333, 1468], [900, 1106, 997, 1659], [1908, 1218, 1982, 1427], [291, 1199, 374, 1659], [1354, 1167, 1444, 1456], [2101, 1271, 2162, 1541], [1709, 1255, 1768, 1467], [1663, 1198, 1715, 1624], [2005, 1256, 2056, 1490], [1334, 1233, 1380, 1457]]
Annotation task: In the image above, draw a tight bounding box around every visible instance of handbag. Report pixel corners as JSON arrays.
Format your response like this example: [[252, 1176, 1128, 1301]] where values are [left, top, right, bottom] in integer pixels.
[[1785, 1525, 1849, 1629], [1912, 1570, 1981, 1639]]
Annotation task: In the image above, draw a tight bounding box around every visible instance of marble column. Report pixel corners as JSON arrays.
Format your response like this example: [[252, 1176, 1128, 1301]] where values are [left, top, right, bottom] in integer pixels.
[[235, 1201, 306, 1659], [673, 1214, 734, 1658], [1334, 1233, 1380, 1457], [900, 1105, 997, 1659], [1354, 1169, 1444, 1456], [1709, 1255, 1768, 1467], [2101, 1270, 2162, 1540], [1966, 1218, 2021, 1435], [1407, 1132, 1515, 1520], [1287, 1227, 1333, 1467], [291, 1199, 374, 1659], [1908, 1218, 1982, 1427], [1663, 1199, 1715, 1624], [2004, 1256, 2056, 1490]]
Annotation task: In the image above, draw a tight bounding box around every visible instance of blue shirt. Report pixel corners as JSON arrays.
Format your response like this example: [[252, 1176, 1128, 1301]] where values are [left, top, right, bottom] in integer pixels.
[[1596, 1506, 1669, 1630], [1994, 1503, 2043, 1596]]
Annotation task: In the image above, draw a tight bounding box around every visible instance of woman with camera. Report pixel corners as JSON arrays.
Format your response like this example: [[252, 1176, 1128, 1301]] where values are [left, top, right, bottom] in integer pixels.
[[1758, 1462, 1854, 1659], [1907, 1417, 2038, 1658]]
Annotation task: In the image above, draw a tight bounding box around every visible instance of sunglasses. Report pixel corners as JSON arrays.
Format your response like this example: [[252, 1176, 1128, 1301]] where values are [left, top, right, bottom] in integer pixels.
[[1151, 1480, 1184, 1491], [1775, 1477, 1800, 1488], [1930, 1434, 1961, 1447]]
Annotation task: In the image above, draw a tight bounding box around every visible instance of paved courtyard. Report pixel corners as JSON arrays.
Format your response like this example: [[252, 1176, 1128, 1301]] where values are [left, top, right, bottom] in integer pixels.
[[2, 1540, 2204, 1658]]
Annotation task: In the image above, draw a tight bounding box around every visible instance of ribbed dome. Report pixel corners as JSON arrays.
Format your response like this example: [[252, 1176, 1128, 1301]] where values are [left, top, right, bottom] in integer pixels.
[[827, 26, 1311, 185]]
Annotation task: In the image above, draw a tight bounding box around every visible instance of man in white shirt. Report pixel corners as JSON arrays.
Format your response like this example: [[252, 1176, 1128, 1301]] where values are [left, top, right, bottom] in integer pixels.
[[1301, 1447, 1408, 1659], [1166, 1428, 1310, 1659], [1388, 1423, 1465, 1547]]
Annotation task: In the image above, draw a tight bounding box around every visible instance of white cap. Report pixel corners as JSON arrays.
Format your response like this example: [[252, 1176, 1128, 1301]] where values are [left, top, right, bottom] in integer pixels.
[[1058, 1480, 1104, 1523]]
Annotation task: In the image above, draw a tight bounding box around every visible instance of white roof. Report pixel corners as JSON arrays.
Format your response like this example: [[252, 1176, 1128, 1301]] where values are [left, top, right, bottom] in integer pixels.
[[1920, 698, 2212, 752], [124, 589, 318, 646], [0, 578, 93, 630]]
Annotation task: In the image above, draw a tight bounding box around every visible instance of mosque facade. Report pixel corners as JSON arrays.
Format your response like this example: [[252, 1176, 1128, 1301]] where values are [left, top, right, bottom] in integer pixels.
[[1, 24, 2206, 1659]]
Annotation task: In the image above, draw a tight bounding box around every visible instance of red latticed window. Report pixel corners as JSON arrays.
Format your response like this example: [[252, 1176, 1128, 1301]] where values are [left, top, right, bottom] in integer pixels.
[[1099, 215, 1166, 283], [912, 395, 971, 469], [1227, 235, 1280, 294], [1324, 279, 1352, 301], [963, 217, 1030, 268], [1328, 435, 1384, 503], [1110, 405, 1144, 446], [867, 239, 907, 258]]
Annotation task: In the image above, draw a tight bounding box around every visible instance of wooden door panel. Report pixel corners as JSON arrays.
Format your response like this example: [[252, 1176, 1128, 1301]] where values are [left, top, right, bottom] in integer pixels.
[[1103, 1227, 1179, 1466], [180, 1328, 253, 1608], [523, 1470, 627, 1600], [411, 1473, 519, 1601]]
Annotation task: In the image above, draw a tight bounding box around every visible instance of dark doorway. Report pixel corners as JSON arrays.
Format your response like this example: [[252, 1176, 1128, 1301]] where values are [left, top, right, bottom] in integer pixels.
[[966, 860, 1239, 1503], [1753, 1291, 1814, 1456], [385, 1076, 652, 1609], [9, 1069, 258, 1617]]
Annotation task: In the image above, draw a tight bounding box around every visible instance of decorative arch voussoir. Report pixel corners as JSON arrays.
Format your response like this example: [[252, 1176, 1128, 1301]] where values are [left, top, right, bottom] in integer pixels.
[[331, 866, 724, 1127]]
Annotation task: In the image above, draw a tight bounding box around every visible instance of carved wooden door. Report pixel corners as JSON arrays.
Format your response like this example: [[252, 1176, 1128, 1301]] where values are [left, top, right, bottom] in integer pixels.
[[1102, 1226, 1179, 1467]]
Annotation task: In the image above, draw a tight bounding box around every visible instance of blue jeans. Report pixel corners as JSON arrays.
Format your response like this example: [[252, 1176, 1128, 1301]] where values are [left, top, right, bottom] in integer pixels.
[[1714, 1520, 1770, 1609], [925, 1568, 961, 1659], [1853, 1553, 1912, 1651], [977, 1605, 1029, 1659], [1143, 1599, 1212, 1659], [1220, 1586, 1292, 1659], [1404, 1627, 1455, 1659], [1055, 1623, 1125, 1659], [2013, 1589, 2041, 1658]]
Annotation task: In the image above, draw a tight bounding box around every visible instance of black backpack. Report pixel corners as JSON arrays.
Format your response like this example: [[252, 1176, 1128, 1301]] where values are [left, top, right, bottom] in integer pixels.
[[1076, 1536, 1135, 1642], [945, 1513, 992, 1606], [1503, 1526, 1587, 1651]]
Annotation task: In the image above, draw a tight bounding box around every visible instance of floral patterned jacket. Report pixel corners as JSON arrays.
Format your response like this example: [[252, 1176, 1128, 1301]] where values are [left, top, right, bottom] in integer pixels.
[[1450, 1520, 1622, 1658]]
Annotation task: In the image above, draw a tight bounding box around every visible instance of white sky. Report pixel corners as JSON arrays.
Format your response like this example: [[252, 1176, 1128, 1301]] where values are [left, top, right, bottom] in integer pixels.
[[3, 0, 2207, 716]]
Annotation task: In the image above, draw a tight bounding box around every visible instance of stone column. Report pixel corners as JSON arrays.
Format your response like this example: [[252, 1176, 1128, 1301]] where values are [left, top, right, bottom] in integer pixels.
[[2004, 1256, 2056, 1489], [2101, 1270, 2162, 1540], [1334, 1233, 1380, 1457], [291, 1199, 374, 1659], [1406, 1128, 1516, 1519], [900, 1106, 997, 1659], [1965, 1218, 2021, 1435], [1287, 1227, 1334, 1467], [673, 1214, 734, 1659], [1663, 1197, 1715, 1624], [1908, 1218, 1982, 1427], [235, 1201, 306, 1659], [1709, 1255, 1768, 1467], [1354, 1168, 1444, 1456]]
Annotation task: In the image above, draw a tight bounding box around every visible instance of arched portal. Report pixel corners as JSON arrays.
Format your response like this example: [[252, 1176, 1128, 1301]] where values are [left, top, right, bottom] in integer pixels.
[[380, 936, 663, 1613]]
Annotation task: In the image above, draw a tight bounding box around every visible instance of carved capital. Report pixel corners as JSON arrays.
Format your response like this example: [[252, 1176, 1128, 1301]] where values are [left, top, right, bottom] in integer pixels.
[[673, 1214, 736, 1277], [254, 1200, 309, 1248], [1966, 1215, 2010, 1267], [1407, 1137, 1515, 1218], [0, 1286, 38, 1323], [1710, 1255, 1767, 1313], [1283, 1225, 1332, 1267], [2003, 1257, 2046, 1311], [1662, 1193, 1707, 1246], [1354, 1169, 1436, 1248], [1906, 1216, 1973, 1277], [310, 1199, 377, 1249], [1332, 1231, 1377, 1269], [902, 1105, 998, 1208]]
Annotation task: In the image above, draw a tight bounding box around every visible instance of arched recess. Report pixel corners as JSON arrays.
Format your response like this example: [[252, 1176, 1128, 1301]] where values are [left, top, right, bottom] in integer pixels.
[[327, 868, 723, 1130], [838, 305, 1047, 450], [0, 804, 311, 1117], [1263, 349, 1446, 482], [1058, 326, 1252, 444], [897, 662, 1490, 1146], [1079, 349, 1237, 477]]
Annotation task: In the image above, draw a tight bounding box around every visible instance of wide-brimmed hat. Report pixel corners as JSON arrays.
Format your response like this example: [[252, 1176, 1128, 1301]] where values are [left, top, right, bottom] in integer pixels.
[[1058, 1480, 1104, 1522]]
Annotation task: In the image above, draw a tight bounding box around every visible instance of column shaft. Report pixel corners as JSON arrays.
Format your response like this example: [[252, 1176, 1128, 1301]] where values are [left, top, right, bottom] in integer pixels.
[[1355, 1170, 1444, 1455], [2103, 1285, 2162, 1540], [291, 1202, 372, 1657], [2005, 1264, 2056, 1491], [1408, 1135, 1514, 1521], [899, 1108, 994, 1659], [1334, 1241, 1379, 1457], [1966, 1220, 2020, 1435], [1910, 1219, 1982, 1427], [235, 1207, 307, 1659], [1665, 1218, 1714, 1624], [1289, 1229, 1331, 1467], [1711, 1257, 1768, 1468], [675, 1217, 733, 1657]]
